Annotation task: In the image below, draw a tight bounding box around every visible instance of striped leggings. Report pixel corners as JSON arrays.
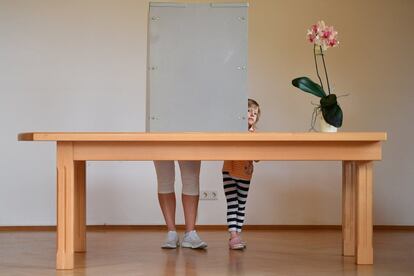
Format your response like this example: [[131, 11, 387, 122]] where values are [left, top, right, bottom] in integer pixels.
[[222, 171, 251, 233]]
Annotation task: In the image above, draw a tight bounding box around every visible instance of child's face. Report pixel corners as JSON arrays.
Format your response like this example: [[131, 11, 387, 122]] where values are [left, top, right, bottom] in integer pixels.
[[248, 106, 258, 127]]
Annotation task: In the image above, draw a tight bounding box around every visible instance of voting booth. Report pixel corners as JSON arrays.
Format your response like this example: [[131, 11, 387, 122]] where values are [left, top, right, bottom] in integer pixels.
[[146, 2, 249, 132]]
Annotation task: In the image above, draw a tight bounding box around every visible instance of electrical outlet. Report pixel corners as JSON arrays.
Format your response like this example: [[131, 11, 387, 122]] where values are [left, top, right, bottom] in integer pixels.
[[200, 190, 218, 200]]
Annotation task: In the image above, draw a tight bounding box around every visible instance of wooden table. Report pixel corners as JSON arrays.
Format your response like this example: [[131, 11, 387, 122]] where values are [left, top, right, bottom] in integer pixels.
[[18, 132, 386, 269]]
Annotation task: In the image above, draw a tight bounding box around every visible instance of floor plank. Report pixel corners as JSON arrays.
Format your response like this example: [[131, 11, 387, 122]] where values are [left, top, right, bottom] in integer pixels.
[[0, 229, 413, 275]]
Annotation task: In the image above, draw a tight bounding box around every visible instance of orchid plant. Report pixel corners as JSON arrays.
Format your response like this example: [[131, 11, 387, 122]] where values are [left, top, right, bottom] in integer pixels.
[[292, 20, 343, 128]]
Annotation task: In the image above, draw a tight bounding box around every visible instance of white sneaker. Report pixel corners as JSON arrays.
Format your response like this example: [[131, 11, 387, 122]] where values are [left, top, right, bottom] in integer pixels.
[[181, 230, 207, 249], [161, 231, 179, 249]]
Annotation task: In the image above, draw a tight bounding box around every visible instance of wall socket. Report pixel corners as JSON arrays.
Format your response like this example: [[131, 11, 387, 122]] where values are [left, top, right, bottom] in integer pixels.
[[200, 190, 218, 200]]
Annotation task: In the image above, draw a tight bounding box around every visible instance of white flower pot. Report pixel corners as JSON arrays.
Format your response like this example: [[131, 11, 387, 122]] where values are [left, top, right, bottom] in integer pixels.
[[319, 115, 337, 132]]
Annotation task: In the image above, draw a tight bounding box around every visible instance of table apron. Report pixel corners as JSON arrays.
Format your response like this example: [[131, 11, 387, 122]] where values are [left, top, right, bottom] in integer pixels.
[[71, 141, 382, 161]]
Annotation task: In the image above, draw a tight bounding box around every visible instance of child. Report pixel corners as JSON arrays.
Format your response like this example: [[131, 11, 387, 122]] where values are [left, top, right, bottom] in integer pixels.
[[222, 98, 260, 250]]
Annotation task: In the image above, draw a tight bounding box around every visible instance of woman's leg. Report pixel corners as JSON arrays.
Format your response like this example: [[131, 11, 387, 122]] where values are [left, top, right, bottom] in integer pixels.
[[179, 160, 201, 232], [158, 193, 176, 231], [154, 160, 176, 231], [179, 161, 207, 248], [182, 194, 198, 232]]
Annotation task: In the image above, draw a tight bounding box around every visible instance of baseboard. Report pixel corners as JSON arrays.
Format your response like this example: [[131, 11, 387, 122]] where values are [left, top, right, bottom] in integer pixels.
[[1, 225, 414, 232]]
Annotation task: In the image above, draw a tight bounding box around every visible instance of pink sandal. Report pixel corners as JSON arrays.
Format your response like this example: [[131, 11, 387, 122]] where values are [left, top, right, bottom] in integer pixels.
[[240, 238, 247, 248], [229, 236, 245, 250]]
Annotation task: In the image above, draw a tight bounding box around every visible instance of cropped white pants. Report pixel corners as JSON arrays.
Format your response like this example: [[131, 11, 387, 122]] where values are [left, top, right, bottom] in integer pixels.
[[153, 160, 201, 196]]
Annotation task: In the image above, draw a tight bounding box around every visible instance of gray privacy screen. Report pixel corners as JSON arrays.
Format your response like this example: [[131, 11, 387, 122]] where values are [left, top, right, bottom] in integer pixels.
[[146, 3, 248, 132]]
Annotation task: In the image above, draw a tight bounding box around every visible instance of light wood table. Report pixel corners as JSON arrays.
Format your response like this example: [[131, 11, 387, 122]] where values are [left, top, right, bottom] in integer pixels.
[[18, 132, 386, 269]]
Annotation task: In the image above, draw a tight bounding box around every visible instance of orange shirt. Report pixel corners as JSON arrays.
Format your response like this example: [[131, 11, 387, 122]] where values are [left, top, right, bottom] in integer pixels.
[[223, 127, 256, 180], [222, 160, 253, 180]]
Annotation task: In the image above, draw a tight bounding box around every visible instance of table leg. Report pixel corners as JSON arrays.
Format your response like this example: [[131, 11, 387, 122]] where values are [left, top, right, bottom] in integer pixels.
[[342, 161, 356, 256], [56, 142, 75, 269], [75, 161, 86, 252], [356, 161, 374, 264]]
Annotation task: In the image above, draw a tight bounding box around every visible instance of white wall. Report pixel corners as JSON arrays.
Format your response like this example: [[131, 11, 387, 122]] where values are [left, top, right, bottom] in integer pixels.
[[1, 0, 413, 226]]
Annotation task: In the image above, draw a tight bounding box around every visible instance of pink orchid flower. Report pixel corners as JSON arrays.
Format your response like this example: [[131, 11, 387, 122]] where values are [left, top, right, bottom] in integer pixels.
[[307, 20, 339, 51]]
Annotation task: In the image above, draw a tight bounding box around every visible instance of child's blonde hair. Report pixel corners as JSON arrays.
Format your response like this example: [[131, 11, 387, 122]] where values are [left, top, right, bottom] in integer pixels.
[[248, 98, 261, 128]]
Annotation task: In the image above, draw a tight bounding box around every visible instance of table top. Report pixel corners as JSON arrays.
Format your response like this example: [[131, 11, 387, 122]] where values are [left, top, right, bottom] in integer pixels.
[[18, 132, 387, 142]]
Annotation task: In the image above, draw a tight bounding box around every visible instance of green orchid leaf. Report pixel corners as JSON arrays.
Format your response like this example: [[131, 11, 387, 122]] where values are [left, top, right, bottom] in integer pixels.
[[321, 103, 343, 127], [292, 77, 326, 98], [320, 94, 337, 108]]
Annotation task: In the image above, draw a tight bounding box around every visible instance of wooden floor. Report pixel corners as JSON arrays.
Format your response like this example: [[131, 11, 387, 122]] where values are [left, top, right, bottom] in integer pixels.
[[0, 229, 413, 275]]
